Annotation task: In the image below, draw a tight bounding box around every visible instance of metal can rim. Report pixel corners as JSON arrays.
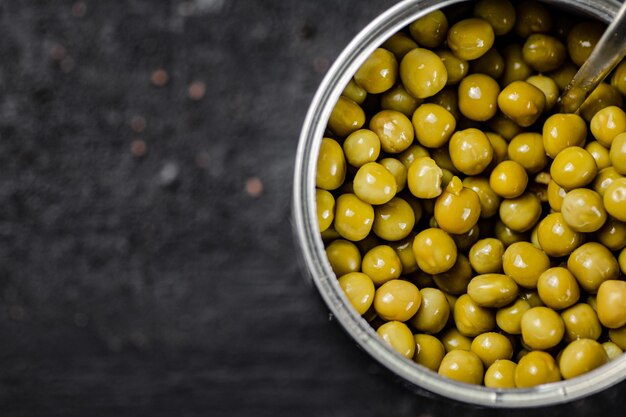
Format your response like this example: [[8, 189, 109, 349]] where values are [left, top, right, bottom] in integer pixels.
[[292, 0, 626, 407]]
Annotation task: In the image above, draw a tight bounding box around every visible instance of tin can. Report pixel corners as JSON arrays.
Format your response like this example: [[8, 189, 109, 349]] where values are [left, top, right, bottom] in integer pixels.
[[293, 0, 626, 407]]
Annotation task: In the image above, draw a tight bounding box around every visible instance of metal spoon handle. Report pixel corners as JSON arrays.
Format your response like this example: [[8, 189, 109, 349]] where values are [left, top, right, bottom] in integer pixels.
[[558, 1, 626, 113]]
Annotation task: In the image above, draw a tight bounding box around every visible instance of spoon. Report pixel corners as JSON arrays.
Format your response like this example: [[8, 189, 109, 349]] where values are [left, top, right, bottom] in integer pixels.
[[558, 1, 626, 113]]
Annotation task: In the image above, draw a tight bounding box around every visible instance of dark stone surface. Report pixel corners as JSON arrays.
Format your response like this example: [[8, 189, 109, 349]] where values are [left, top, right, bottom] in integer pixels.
[[1, 0, 625, 416]]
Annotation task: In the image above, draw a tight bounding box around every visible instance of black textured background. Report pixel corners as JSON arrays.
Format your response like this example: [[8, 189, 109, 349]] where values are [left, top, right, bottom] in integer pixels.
[[1, 0, 625, 416]]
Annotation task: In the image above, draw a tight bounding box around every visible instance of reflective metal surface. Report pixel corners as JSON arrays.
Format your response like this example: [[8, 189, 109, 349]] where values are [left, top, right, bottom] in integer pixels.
[[293, 0, 626, 407]]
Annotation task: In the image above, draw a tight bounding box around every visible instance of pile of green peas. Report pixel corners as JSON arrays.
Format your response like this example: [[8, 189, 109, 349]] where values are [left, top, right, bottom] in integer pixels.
[[315, 0, 626, 388]]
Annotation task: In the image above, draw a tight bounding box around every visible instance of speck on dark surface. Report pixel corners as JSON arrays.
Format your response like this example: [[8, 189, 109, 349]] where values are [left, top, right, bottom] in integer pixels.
[[1, 0, 626, 416]]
